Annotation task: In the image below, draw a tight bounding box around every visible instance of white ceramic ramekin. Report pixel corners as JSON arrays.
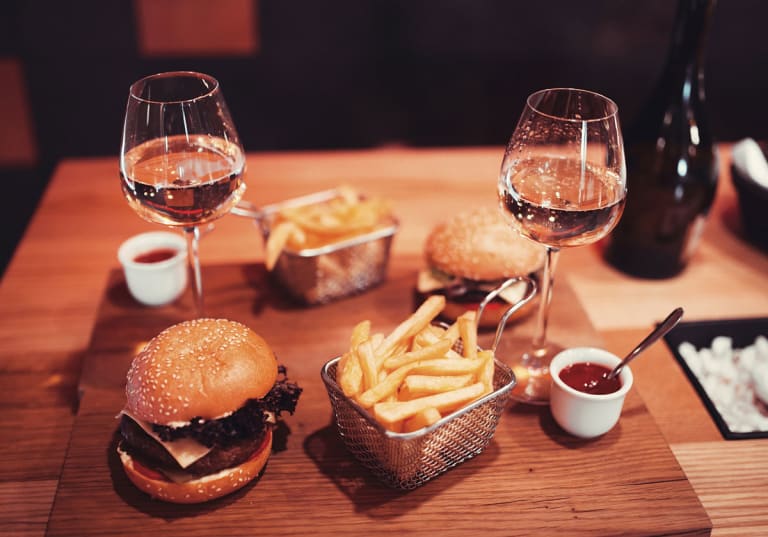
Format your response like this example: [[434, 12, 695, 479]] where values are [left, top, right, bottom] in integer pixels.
[[549, 347, 633, 439]]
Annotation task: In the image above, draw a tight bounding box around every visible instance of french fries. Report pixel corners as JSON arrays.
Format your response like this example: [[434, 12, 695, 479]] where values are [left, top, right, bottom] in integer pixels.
[[373, 383, 486, 427], [402, 407, 442, 433], [336, 295, 497, 432], [264, 186, 392, 270], [402, 373, 474, 396]]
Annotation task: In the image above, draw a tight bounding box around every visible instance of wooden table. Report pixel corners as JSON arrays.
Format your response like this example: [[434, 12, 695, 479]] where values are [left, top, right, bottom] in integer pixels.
[[1, 146, 766, 536]]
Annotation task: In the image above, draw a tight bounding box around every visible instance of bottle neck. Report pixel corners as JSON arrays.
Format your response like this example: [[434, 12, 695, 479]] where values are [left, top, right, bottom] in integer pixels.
[[663, 0, 716, 85]]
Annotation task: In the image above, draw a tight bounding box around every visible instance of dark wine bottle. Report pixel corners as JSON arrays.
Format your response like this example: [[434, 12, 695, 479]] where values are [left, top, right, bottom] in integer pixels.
[[604, 0, 719, 278]]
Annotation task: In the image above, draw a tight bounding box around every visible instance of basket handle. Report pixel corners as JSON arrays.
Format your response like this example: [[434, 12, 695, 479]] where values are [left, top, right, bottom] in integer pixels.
[[476, 276, 538, 353]]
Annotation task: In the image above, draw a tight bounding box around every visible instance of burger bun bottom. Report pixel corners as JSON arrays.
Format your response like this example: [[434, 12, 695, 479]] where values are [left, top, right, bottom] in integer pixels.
[[118, 429, 272, 504], [443, 294, 533, 330], [442, 295, 536, 329], [414, 289, 537, 330]]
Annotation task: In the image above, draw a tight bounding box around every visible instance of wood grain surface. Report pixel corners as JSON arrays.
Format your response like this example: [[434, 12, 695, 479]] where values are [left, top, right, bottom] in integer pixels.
[[46, 263, 710, 536], [1, 145, 767, 537]]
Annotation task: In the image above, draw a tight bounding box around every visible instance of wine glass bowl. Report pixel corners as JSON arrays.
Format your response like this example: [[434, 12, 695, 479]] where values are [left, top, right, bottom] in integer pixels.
[[499, 156, 626, 248], [119, 71, 246, 316], [497, 88, 626, 405], [120, 133, 245, 227]]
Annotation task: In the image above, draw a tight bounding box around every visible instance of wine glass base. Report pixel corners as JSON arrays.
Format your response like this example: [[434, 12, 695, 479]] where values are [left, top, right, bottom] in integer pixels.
[[508, 342, 565, 405]]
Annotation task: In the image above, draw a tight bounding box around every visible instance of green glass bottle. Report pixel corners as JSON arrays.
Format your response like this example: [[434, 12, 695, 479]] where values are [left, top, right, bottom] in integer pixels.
[[604, 0, 719, 278]]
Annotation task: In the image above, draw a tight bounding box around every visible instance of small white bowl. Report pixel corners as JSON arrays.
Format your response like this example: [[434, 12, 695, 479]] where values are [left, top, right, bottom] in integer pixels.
[[117, 231, 188, 307], [549, 347, 634, 439]]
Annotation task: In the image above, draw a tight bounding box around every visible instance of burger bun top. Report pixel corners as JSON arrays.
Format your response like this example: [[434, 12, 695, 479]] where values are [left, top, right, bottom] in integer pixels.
[[425, 207, 546, 281], [125, 318, 277, 425]]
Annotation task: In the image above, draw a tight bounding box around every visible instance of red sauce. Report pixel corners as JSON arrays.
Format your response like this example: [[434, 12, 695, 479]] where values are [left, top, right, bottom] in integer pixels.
[[559, 362, 621, 395], [133, 247, 178, 264]]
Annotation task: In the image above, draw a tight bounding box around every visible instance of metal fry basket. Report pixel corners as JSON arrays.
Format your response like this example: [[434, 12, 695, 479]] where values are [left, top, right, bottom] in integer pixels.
[[234, 190, 398, 305], [320, 356, 516, 490]]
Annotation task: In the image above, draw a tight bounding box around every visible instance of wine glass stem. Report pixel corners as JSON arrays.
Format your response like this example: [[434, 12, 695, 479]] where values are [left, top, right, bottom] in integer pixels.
[[184, 226, 205, 317], [531, 246, 561, 357]]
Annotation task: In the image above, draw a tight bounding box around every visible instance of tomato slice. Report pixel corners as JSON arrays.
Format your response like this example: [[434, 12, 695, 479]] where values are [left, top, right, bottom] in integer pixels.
[[133, 459, 168, 481], [458, 299, 504, 312], [246, 431, 271, 461], [477, 300, 504, 311]]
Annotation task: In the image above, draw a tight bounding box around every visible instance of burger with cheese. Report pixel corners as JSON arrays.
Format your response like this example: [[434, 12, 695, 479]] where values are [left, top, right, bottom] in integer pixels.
[[417, 207, 546, 328], [116, 318, 301, 503]]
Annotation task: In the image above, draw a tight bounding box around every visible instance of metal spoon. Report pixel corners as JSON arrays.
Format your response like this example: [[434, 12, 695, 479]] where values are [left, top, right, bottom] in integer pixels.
[[603, 307, 685, 382]]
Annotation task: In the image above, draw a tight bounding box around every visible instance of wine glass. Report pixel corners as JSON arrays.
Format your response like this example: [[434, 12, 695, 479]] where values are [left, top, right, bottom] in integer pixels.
[[497, 88, 626, 404], [119, 71, 246, 317]]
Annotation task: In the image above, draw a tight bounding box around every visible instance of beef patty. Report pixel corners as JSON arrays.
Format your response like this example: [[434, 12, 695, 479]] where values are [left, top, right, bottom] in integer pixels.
[[119, 415, 264, 476]]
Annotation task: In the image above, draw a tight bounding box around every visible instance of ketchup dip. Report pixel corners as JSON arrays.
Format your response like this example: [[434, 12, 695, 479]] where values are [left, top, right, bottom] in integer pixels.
[[558, 362, 622, 395], [133, 247, 178, 264]]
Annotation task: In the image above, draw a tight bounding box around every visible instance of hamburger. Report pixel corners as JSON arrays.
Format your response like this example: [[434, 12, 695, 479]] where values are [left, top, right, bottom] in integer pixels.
[[116, 318, 302, 503], [417, 207, 546, 328]]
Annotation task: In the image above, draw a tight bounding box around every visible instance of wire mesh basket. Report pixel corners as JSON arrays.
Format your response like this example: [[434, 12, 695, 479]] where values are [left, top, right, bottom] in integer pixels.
[[320, 355, 516, 490], [233, 190, 398, 305]]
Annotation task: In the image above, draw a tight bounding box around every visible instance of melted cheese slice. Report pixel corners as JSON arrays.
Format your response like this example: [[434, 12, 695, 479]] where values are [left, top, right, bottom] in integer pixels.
[[417, 268, 454, 293], [498, 282, 526, 304], [120, 409, 213, 469]]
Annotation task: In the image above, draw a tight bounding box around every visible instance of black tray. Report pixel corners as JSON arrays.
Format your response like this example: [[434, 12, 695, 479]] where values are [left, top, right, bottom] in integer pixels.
[[664, 317, 768, 440]]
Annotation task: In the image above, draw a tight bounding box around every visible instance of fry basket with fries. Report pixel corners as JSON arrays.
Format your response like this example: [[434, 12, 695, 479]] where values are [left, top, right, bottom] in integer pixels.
[[321, 353, 515, 490], [233, 188, 398, 305], [319, 295, 518, 490]]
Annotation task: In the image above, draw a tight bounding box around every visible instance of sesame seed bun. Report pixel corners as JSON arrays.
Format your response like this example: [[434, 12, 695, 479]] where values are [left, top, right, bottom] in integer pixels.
[[125, 318, 278, 425], [118, 428, 272, 504], [425, 207, 545, 281], [419, 207, 545, 328]]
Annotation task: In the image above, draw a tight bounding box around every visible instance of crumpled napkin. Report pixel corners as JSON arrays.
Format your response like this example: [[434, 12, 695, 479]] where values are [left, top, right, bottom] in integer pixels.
[[731, 138, 768, 189]]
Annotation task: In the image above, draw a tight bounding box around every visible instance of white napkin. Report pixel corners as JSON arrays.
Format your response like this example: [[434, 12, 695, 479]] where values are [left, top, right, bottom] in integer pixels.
[[731, 138, 768, 189]]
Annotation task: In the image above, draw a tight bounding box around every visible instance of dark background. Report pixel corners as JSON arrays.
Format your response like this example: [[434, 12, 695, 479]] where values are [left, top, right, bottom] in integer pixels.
[[2, 0, 767, 276]]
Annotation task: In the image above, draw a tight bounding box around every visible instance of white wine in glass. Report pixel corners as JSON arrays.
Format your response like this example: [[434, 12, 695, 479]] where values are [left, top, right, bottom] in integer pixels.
[[120, 71, 246, 316], [498, 88, 626, 404]]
